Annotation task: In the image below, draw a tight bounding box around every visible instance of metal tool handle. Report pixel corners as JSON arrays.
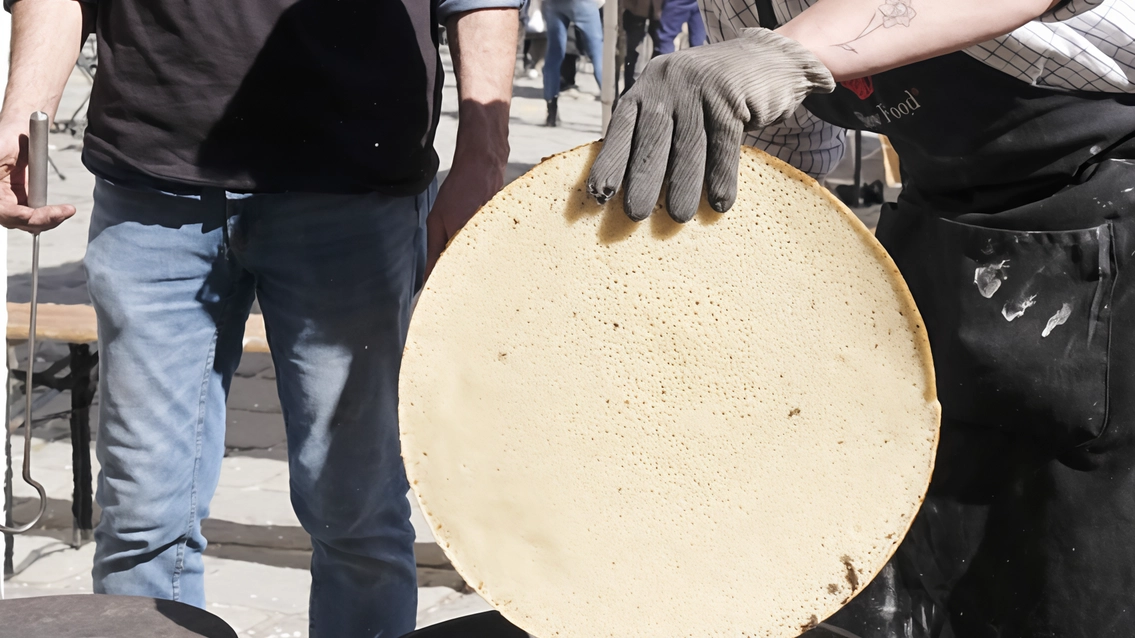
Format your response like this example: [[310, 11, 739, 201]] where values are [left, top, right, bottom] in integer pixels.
[[28, 112, 48, 210], [0, 112, 50, 535]]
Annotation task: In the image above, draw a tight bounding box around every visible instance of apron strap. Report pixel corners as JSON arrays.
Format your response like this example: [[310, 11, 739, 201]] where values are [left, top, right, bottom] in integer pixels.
[[754, 0, 779, 29]]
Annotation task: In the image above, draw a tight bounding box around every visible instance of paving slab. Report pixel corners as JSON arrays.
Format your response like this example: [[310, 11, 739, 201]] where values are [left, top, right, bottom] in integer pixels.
[[225, 376, 284, 415], [206, 486, 300, 529], [243, 614, 308, 638], [203, 558, 310, 616], [216, 456, 290, 490]]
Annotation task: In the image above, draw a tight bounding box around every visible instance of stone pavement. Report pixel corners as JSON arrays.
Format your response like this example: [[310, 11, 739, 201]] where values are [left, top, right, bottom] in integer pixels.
[[3, 42, 889, 637]]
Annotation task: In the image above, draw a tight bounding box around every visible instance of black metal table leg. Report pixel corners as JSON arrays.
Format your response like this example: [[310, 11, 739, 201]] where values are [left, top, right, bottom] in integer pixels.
[[834, 130, 886, 209], [68, 344, 97, 546]]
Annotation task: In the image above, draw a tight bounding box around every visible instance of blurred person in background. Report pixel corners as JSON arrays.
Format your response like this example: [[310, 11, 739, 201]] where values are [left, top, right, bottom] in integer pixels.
[[523, 0, 547, 78], [622, 0, 663, 92], [654, 0, 705, 54], [543, 0, 604, 125], [559, 25, 591, 94]]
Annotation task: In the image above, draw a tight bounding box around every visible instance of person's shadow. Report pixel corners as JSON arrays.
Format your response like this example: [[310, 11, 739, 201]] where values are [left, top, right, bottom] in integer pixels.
[[402, 611, 529, 637], [8, 260, 90, 304]]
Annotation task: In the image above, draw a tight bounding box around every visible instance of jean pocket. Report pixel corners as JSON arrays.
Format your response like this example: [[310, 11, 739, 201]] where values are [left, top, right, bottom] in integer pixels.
[[930, 219, 1115, 448]]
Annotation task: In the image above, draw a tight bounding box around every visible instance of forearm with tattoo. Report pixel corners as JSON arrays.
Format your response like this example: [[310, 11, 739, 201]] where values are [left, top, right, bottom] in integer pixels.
[[835, 0, 917, 53], [776, 0, 1059, 81]]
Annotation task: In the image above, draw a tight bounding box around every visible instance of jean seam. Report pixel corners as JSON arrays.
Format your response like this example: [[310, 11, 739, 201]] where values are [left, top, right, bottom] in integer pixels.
[[171, 315, 221, 601], [174, 216, 234, 600]]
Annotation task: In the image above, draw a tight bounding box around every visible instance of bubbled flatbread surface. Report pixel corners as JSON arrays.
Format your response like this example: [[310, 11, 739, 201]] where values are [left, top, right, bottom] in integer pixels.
[[400, 143, 939, 637]]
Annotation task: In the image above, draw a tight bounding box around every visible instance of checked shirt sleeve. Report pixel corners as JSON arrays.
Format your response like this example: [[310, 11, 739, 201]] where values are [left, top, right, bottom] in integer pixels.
[[438, 0, 524, 24], [744, 104, 848, 180], [1042, 0, 1106, 21]]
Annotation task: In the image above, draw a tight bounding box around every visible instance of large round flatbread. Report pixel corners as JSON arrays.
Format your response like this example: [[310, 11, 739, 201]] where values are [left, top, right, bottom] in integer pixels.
[[400, 143, 939, 637]]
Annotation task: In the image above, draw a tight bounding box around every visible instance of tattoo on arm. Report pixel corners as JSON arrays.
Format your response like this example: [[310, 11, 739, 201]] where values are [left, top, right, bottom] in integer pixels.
[[834, 0, 916, 53]]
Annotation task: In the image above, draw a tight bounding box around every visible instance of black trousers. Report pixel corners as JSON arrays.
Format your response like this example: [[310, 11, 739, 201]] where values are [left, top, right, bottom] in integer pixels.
[[622, 10, 658, 93]]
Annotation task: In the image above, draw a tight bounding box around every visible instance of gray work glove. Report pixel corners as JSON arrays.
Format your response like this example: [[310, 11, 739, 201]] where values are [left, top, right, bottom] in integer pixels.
[[587, 28, 835, 222]]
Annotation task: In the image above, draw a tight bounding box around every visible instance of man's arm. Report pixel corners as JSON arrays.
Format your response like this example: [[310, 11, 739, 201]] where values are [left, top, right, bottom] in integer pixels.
[[777, 0, 1062, 81], [426, 7, 518, 279], [0, 0, 89, 232]]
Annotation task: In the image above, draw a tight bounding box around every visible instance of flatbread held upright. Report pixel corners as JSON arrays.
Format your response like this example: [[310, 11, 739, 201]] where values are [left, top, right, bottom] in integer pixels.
[[400, 142, 940, 638]]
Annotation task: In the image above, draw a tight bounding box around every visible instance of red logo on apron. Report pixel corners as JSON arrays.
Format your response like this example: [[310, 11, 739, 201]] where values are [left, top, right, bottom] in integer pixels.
[[841, 76, 874, 100]]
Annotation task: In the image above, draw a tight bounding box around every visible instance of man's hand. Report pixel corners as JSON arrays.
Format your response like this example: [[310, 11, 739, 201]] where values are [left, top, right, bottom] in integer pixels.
[[0, 124, 75, 233], [587, 28, 834, 223], [427, 7, 518, 280], [0, 0, 91, 233], [426, 128, 508, 278]]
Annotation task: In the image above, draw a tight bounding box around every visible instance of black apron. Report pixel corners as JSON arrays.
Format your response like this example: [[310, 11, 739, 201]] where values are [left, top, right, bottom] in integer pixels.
[[746, 6, 1135, 636]]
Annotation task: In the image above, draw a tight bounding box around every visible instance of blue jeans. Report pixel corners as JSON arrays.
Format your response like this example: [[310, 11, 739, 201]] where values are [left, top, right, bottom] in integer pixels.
[[655, 0, 705, 55], [85, 178, 431, 638], [543, 0, 604, 101]]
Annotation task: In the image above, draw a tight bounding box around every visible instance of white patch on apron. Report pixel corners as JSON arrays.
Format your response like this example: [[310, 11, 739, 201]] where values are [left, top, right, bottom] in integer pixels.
[[974, 260, 1010, 298], [1002, 294, 1037, 322], [1042, 303, 1072, 338]]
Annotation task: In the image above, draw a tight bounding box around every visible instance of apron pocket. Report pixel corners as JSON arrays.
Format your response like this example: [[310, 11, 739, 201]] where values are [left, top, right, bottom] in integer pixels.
[[921, 218, 1115, 448]]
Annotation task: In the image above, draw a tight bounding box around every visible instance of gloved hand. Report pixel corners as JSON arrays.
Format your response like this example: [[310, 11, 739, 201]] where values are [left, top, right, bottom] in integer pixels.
[[587, 28, 835, 222]]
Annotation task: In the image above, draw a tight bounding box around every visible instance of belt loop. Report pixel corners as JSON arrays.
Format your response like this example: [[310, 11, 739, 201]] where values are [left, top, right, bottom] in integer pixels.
[[204, 188, 241, 256]]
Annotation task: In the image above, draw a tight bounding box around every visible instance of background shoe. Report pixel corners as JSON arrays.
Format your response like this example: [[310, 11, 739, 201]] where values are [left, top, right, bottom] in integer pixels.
[[545, 99, 558, 127]]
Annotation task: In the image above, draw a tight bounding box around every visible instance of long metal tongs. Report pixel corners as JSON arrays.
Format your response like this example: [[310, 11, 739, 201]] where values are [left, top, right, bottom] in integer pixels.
[[1, 112, 51, 534]]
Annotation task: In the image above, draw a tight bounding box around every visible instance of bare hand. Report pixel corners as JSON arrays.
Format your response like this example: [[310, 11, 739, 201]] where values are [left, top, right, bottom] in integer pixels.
[[425, 157, 506, 280], [0, 123, 75, 233]]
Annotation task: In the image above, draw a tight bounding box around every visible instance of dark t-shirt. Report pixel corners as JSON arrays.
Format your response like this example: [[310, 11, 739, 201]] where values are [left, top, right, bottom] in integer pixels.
[[82, 0, 443, 195]]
